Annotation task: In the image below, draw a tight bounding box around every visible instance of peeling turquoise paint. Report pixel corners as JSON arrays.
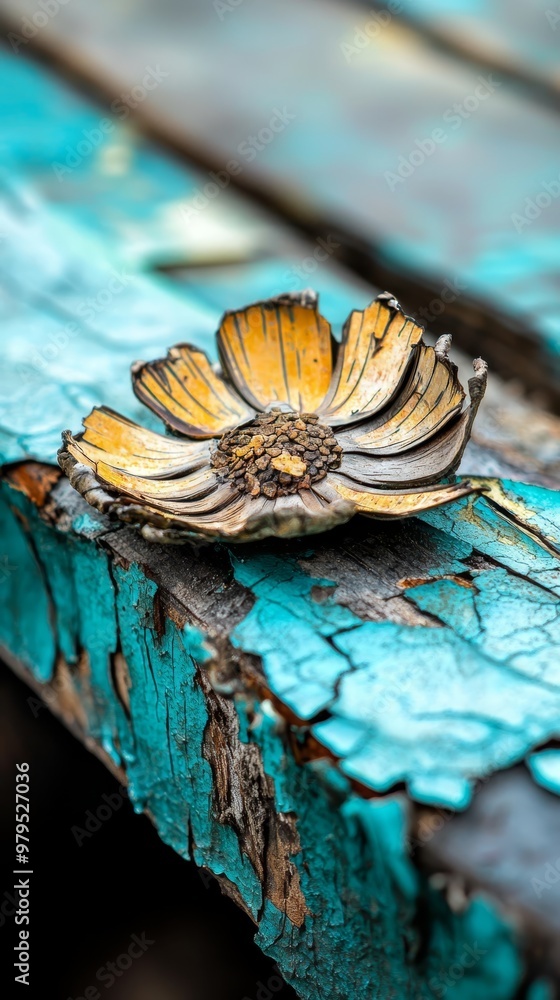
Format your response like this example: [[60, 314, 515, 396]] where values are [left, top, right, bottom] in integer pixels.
[[0, 35, 557, 999], [227, 490, 560, 811], [0, 184, 219, 466], [109, 562, 267, 918], [498, 482, 560, 550], [324, 620, 560, 808], [0, 488, 56, 682], [421, 482, 560, 592], [231, 552, 358, 719], [0, 480, 123, 758], [408, 569, 560, 681], [0, 480, 524, 998]]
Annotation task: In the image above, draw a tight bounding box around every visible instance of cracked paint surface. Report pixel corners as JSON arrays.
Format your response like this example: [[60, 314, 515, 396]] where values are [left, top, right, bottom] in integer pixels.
[[0, 480, 523, 998], [0, 184, 217, 467], [231, 553, 359, 719], [0, 40, 558, 999], [229, 485, 560, 810]]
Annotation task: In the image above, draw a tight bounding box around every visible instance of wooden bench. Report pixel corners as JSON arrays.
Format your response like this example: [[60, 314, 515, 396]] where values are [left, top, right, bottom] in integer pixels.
[[2, 7, 560, 996]]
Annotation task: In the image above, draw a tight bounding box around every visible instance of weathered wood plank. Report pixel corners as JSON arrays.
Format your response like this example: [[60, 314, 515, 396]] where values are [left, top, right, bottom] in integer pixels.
[[2, 168, 560, 489], [380, 0, 560, 102], [309, 482, 560, 798], [4, 0, 560, 401], [2, 38, 560, 998], [1, 47, 560, 488], [2, 248, 559, 990], [0, 471, 532, 998], [5, 456, 560, 992]]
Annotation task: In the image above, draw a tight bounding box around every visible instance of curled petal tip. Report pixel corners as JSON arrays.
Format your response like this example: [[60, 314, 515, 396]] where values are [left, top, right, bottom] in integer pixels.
[[300, 287, 319, 307], [377, 290, 401, 311], [435, 334, 452, 359], [468, 358, 488, 407]]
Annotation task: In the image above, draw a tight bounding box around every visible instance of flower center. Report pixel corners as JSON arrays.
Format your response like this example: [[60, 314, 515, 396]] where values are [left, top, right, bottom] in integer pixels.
[[212, 409, 343, 499]]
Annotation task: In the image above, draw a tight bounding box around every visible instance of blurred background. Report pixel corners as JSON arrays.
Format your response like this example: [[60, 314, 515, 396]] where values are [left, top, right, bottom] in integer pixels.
[[0, 0, 559, 996]]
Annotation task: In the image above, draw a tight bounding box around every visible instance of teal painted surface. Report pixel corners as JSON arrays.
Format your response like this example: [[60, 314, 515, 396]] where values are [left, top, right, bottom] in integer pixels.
[[0, 51, 228, 271], [528, 751, 560, 796], [421, 482, 560, 590], [0, 491, 56, 683], [229, 485, 560, 810], [110, 565, 272, 915], [11, 0, 560, 374], [396, 0, 560, 90], [1, 480, 124, 757], [231, 553, 358, 719], [0, 481, 523, 998], [0, 49, 374, 467], [0, 182, 217, 465], [0, 33, 557, 999]]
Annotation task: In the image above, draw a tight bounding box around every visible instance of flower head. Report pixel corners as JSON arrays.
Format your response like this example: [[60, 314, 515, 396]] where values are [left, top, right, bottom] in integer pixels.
[[58, 291, 487, 543]]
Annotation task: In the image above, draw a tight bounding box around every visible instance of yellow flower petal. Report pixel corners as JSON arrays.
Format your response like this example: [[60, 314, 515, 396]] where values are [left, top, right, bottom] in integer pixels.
[[331, 479, 480, 518], [67, 407, 209, 478], [340, 344, 464, 454], [318, 293, 423, 426], [337, 357, 487, 487], [132, 344, 254, 438], [95, 462, 218, 506], [217, 295, 334, 412]]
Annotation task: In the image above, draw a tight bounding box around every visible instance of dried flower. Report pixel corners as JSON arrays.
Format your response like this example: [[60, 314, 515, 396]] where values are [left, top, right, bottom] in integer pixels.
[[58, 291, 487, 543]]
